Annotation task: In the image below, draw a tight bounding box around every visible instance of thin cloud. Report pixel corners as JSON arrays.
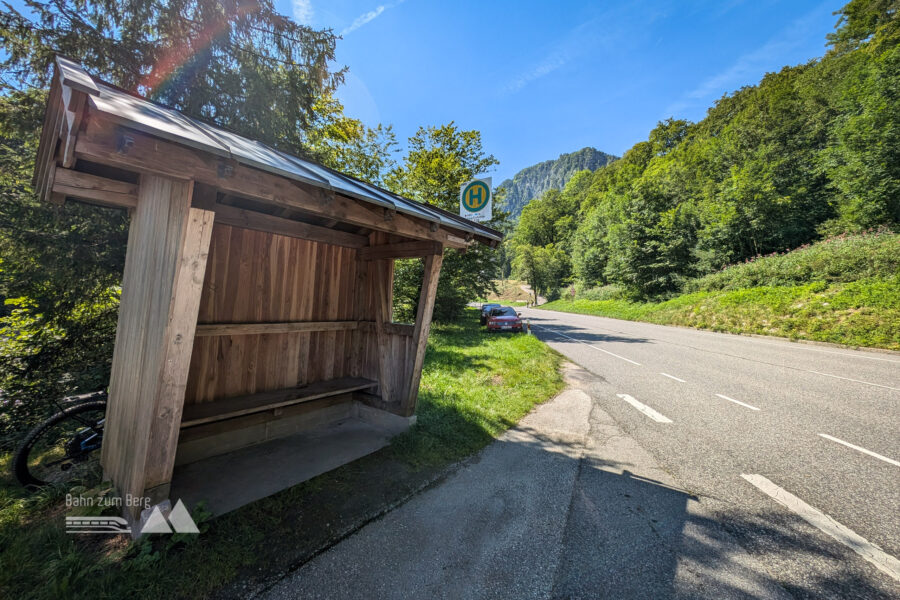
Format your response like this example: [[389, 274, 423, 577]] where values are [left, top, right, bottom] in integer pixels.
[[500, 9, 631, 96], [665, 2, 831, 117], [504, 53, 570, 94], [293, 0, 313, 24], [342, 1, 405, 36]]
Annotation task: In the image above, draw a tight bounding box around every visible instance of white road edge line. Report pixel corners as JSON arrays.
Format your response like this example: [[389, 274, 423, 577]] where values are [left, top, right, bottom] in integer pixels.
[[743, 338, 900, 364], [741, 474, 900, 583], [818, 434, 900, 468], [807, 370, 899, 392], [660, 372, 686, 383], [616, 394, 673, 423], [534, 325, 642, 366], [715, 393, 760, 411]]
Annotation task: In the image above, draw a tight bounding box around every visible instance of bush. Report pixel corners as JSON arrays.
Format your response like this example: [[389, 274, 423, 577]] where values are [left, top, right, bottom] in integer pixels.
[[686, 229, 899, 293], [574, 283, 628, 302]]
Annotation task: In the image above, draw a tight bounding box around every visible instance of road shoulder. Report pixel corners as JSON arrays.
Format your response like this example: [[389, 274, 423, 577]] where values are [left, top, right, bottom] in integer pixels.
[[260, 364, 788, 599]]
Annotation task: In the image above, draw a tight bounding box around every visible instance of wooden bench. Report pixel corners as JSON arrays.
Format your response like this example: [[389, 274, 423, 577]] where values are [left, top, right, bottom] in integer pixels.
[[180, 376, 378, 428]]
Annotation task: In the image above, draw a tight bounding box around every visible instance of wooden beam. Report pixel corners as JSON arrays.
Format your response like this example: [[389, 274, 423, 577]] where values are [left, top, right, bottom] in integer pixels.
[[350, 256, 368, 378], [359, 240, 443, 261], [101, 174, 214, 520], [52, 167, 138, 209], [402, 252, 443, 415], [60, 85, 86, 168], [372, 259, 395, 405], [33, 77, 63, 201], [211, 203, 368, 249], [180, 377, 377, 428], [195, 320, 359, 337], [74, 117, 470, 248], [358, 321, 414, 337]]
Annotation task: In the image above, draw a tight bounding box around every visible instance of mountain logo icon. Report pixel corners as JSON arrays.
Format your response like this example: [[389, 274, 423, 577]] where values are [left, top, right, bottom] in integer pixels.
[[140, 499, 200, 534]]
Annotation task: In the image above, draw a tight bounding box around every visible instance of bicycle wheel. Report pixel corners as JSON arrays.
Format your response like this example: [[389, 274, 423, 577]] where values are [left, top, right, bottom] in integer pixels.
[[13, 400, 107, 489]]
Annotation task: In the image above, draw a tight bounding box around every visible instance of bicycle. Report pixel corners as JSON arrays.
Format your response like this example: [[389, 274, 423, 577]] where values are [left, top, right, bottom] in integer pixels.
[[13, 391, 108, 489]]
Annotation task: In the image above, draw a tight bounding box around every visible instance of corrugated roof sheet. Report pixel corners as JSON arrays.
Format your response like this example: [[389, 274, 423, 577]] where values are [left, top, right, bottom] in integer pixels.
[[60, 57, 501, 242]]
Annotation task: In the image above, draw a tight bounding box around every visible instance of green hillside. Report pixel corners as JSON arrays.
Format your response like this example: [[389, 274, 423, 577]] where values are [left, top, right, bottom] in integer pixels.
[[508, 2, 900, 340], [540, 231, 900, 350], [499, 147, 617, 218]]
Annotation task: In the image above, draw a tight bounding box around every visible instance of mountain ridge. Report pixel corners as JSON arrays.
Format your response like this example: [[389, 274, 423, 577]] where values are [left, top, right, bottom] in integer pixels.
[[499, 147, 617, 218]]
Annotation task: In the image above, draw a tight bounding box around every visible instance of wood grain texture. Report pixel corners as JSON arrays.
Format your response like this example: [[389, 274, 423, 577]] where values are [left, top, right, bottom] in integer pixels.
[[180, 376, 377, 427], [195, 320, 358, 336], [402, 252, 444, 414], [359, 240, 442, 261], [212, 203, 368, 249], [101, 175, 212, 517], [33, 76, 62, 200], [74, 117, 476, 248], [52, 167, 138, 209], [183, 224, 363, 404]]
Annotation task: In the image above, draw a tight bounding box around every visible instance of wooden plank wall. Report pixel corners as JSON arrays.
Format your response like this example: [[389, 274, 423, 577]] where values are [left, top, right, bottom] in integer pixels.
[[184, 224, 363, 404], [181, 223, 426, 432]]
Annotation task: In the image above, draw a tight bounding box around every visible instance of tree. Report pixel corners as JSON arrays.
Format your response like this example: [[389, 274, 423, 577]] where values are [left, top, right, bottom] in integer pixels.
[[0, 1, 359, 443], [605, 178, 698, 299], [822, 41, 900, 230], [511, 244, 569, 303], [0, 88, 128, 444], [304, 94, 399, 185], [1, 0, 344, 153], [386, 123, 503, 321], [510, 0, 900, 301]]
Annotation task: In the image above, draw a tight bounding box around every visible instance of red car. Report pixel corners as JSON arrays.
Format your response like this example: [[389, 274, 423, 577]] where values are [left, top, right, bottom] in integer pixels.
[[485, 306, 523, 333]]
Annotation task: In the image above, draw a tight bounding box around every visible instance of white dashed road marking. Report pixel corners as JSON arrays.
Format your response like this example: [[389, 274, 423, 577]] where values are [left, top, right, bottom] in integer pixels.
[[742, 474, 900, 583], [617, 394, 673, 423], [660, 372, 686, 382], [715, 393, 760, 411], [818, 434, 900, 468]]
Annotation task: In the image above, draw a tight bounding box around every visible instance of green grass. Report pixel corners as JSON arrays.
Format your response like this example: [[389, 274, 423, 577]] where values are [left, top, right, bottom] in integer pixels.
[[541, 232, 900, 351], [688, 229, 899, 292], [541, 278, 900, 350], [0, 310, 563, 600]]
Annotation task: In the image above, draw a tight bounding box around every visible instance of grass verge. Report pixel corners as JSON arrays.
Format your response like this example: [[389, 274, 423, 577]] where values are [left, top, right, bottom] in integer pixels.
[[0, 310, 563, 600], [540, 277, 900, 350]]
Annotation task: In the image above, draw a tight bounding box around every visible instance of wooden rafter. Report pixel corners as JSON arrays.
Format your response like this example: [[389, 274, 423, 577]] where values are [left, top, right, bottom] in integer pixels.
[[73, 117, 472, 248]]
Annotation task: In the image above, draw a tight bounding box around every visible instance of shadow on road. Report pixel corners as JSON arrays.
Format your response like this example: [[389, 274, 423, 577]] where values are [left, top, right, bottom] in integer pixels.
[[501, 423, 896, 600], [523, 316, 653, 345], [260, 393, 900, 600]]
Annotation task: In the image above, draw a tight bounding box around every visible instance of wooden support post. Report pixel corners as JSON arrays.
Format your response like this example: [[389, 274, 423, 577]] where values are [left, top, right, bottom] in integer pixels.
[[372, 258, 395, 406], [101, 174, 215, 521], [349, 255, 368, 378], [402, 251, 443, 416]]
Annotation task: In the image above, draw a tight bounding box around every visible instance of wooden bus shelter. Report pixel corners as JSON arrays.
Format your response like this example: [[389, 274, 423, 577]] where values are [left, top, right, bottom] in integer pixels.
[[33, 57, 501, 519]]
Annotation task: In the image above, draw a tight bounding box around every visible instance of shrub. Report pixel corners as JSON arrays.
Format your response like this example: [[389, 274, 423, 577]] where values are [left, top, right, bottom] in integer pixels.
[[686, 229, 899, 293]]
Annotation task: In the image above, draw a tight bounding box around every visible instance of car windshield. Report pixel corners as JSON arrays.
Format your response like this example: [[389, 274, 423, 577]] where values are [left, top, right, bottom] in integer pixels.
[[491, 307, 518, 317]]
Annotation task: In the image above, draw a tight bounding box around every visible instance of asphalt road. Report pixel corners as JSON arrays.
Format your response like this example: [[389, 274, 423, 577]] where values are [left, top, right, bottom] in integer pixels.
[[520, 308, 900, 598], [261, 311, 899, 599]]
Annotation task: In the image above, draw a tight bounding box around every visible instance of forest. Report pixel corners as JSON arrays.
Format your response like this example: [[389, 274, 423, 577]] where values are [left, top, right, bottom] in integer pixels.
[[1, 0, 899, 440], [0, 0, 504, 442], [508, 0, 900, 302]]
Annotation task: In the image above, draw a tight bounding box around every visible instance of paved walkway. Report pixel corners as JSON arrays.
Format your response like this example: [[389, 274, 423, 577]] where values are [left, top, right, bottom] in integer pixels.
[[261, 364, 789, 599]]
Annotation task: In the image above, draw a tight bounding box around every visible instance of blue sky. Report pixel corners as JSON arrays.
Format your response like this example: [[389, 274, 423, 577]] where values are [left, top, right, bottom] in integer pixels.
[[282, 0, 842, 182], [2, 0, 843, 182]]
